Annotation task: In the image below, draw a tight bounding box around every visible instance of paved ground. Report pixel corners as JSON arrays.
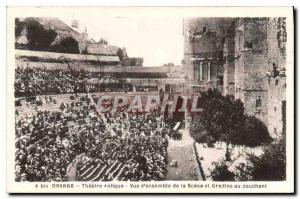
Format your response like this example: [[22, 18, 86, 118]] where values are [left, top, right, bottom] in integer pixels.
[[67, 154, 84, 181], [195, 142, 263, 180], [166, 129, 202, 181]]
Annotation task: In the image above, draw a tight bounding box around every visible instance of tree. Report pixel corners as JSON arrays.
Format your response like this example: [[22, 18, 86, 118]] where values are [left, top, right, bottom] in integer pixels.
[[235, 135, 286, 181], [232, 115, 272, 147], [199, 89, 244, 149], [190, 116, 215, 145], [117, 48, 126, 61], [210, 159, 235, 181], [50, 37, 80, 54], [249, 136, 286, 180], [24, 20, 58, 51], [190, 89, 272, 149], [15, 18, 24, 38]]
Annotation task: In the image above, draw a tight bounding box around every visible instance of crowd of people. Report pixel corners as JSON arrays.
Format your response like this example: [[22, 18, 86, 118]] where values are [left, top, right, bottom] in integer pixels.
[[14, 66, 187, 182], [15, 95, 103, 181], [15, 67, 88, 97], [15, 91, 170, 182], [76, 96, 168, 181], [77, 136, 168, 181], [15, 66, 165, 97]]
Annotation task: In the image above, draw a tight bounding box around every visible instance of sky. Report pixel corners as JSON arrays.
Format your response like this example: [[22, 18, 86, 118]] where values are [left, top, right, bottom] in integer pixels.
[[58, 12, 184, 66]]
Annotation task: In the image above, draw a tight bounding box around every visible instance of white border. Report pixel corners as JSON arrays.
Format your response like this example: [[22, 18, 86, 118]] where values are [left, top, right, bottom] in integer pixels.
[[1, 1, 294, 196]]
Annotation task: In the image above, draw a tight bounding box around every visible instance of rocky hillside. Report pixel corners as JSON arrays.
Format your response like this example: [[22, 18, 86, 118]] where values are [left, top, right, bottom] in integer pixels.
[[15, 17, 85, 54]]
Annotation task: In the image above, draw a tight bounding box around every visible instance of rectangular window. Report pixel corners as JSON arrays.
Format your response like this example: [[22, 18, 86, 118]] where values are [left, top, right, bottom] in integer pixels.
[[244, 40, 253, 48], [199, 62, 203, 81], [256, 97, 262, 108], [218, 76, 224, 86]]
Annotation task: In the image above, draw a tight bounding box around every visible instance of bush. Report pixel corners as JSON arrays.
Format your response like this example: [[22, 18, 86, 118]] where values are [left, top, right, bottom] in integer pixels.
[[190, 89, 272, 148], [232, 116, 272, 147], [250, 137, 286, 180], [235, 136, 286, 181], [190, 116, 216, 144], [210, 159, 235, 181], [190, 89, 244, 144], [234, 162, 253, 181], [16, 19, 57, 51], [50, 37, 80, 54]]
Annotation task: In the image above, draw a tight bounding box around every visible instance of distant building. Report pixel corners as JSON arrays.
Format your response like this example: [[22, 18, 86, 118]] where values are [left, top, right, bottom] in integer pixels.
[[85, 42, 143, 66], [122, 57, 143, 66], [86, 42, 120, 56]]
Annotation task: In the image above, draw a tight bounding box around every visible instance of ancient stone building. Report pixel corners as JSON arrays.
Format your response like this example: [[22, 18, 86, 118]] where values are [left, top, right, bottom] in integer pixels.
[[233, 18, 287, 135], [233, 18, 270, 124], [266, 18, 287, 137], [183, 18, 235, 94], [183, 17, 287, 137]]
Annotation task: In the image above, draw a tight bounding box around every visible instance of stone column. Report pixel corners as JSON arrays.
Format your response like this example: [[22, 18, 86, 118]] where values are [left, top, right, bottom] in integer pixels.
[[199, 62, 203, 81], [208, 61, 211, 81]]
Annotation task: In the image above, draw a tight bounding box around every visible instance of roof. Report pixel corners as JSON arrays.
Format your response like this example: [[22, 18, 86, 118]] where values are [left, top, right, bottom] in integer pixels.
[[99, 66, 170, 73], [15, 49, 120, 63]]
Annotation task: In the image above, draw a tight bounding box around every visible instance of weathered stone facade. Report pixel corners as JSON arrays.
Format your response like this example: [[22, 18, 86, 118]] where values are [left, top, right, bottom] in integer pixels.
[[183, 18, 237, 94], [183, 17, 287, 137], [233, 18, 270, 125], [266, 18, 287, 137]]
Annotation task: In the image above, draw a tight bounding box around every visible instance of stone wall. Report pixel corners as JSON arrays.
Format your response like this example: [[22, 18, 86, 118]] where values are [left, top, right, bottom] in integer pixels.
[[183, 18, 235, 94], [268, 76, 286, 137], [223, 29, 235, 96], [266, 18, 287, 137], [233, 18, 270, 125], [183, 17, 287, 138]]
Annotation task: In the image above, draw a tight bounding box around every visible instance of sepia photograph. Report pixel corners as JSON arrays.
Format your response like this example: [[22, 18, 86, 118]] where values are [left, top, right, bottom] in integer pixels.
[[6, 6, 294, 193]]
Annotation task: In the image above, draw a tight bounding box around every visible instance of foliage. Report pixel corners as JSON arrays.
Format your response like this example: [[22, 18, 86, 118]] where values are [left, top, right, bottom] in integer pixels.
[[15, 19, 80, 54], [240, 136, 286, 181], [190, 89, 272, 147], [190, 116, 215, 144], [209, 136, 286, 182], [201, 89, 244, 144], [232, 115, 273, 147], [16, 19, 57, 51], [234, 162, 253, 181], [209, 159, 235, 181], [117, 48, 125, 61], [50, 37, 80, 54]]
